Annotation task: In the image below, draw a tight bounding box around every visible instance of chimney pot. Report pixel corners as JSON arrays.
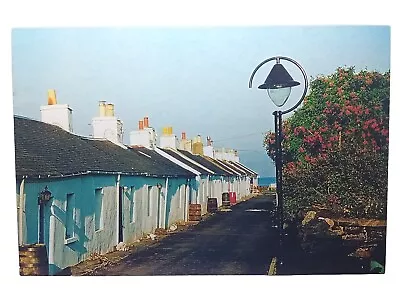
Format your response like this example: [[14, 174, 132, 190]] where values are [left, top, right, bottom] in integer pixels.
[[139, 120, 144, 130], [207, 136, 212, 146], [105, 103, 114, 117], [99, 100, 106, 116], [47, 89, 57, 105], [182, 132, 186, 140], [144, 117, 149, 128]]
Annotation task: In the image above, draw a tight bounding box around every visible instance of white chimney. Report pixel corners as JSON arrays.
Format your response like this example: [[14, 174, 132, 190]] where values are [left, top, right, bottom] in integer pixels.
[[234, 150, 240, 163], [214, 147, 240, 162], [92, 101, 123, 144], [214, 148, 224, 160], [159, 126, 178, 149], [203, 136, 214, 158], [178, 132, 192, 152], [130, 117, 157, 149], [40, 89, 73, 132], [229, 149, 236, 161]]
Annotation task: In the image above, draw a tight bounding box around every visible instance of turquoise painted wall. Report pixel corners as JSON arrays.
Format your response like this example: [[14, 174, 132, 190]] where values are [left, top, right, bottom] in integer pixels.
[[16, 174, 199, 274]]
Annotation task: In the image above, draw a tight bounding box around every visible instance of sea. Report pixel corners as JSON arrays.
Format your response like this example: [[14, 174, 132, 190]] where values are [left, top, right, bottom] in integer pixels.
[[258, 176, 276, 186]]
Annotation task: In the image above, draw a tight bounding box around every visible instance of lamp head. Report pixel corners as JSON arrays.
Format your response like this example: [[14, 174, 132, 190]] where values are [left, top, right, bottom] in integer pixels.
[[258, 60, 300, 107], [38, 186, 52, 204]]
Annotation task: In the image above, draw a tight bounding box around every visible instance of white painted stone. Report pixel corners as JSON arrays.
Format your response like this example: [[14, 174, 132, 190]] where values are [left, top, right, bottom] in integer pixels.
[[130, 127, 157, 149], [40, 104, 73, 132], [92, 116, 123, 144]]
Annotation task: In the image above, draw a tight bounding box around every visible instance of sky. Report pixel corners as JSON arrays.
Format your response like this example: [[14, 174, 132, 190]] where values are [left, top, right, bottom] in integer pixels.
[[11, 26, 390, 177]]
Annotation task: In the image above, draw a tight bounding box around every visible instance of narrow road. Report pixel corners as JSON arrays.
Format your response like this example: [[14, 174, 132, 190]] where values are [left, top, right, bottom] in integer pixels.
[[91, 195, 279, 275]]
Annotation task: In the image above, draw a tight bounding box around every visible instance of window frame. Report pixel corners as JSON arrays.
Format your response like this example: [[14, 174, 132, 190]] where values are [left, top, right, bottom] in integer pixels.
[[64, 192, 78, 244], [94, 188, 104, 232]]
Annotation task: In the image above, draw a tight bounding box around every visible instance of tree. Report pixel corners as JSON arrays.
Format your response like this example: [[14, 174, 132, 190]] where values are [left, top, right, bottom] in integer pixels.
[[264, 67, 390, 220]]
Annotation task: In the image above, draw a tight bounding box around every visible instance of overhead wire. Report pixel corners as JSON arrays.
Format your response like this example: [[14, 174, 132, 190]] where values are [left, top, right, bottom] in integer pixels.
[[212, 131, 267, 143]]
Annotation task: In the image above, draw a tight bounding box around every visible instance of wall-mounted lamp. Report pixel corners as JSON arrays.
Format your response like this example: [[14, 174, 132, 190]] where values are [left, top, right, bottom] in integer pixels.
[[156, 183, 162, 190], [38, 186, 52, 204], [123, 186, 129, 193]]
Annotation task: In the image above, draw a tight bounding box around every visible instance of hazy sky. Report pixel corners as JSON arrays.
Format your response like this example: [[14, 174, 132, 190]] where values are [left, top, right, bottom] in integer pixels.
[[11, 26, 390, 177]]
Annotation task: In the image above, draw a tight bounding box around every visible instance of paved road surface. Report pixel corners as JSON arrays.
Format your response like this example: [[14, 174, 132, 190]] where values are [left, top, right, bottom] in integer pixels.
[[91, 195, 279, 275]]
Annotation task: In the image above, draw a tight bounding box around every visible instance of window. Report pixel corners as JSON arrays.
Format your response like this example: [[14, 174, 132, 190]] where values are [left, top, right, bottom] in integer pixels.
[[65, 193, 75, 239], [95, 188, 104, 231], [129, 186, 135, 223], [147, 186, 152, 217]]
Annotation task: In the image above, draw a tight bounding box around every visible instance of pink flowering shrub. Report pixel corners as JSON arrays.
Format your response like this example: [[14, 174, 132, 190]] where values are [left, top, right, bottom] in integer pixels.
[[264, 67, 389, 219]]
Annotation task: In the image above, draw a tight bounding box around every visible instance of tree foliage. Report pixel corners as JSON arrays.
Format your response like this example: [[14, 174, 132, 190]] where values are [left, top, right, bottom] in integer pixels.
[[264, 67, 390, 220]]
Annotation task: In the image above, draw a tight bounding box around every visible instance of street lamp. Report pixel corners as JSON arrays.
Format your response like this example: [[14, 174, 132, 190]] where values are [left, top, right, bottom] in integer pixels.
[[38, 186, 52, 204], [249, 56, 308, 270]]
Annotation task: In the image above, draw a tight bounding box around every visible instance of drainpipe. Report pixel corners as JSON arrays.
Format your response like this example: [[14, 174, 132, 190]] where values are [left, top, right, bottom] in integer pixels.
[[49, 202, 56, 273], [195, 176, 200, 204], [164, 178, 169, 229], [206, 175, 209, 198], [157, 184, 162, 229], [185, 179, 190, 222], [116, 174, 121, 244], [18, 178, 25, 245]]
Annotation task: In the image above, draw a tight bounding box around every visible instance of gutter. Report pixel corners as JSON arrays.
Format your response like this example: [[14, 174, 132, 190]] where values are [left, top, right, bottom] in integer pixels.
[[17, 170, 195, 181]]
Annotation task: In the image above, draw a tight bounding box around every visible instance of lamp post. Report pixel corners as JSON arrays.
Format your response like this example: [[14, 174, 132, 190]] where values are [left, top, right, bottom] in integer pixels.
[[249, 56, 308, 270]]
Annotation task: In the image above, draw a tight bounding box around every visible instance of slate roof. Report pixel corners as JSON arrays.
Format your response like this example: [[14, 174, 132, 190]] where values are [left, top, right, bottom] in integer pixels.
[[229, 161, 258, 177], [129, 146, 198, 177], [177, 150, 233, 176], [217, 160, 248, 176], [159, 148, 211, 175], [14, 116, 195, 179], [208, 158, 241, 176]]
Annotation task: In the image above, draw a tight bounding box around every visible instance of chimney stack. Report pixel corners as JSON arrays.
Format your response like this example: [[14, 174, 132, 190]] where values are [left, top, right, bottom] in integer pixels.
[[130, 116, 157, 149], [178, 131, 192, 151], [92, 101, 123, 144], [40, 89, 73, 132], [159, 126, 178, 149], [192, 134, 204, 155], [203, 135, 214, 158]]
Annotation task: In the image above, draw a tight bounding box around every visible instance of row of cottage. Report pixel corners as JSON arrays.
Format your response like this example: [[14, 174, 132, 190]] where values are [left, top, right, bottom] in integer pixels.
[[15, 90, 259, 275]]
